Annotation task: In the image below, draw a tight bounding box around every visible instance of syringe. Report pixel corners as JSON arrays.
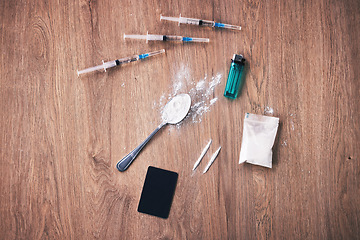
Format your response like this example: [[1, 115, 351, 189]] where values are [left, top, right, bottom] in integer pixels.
[[124, 32, 209, 43], [77, 49, 165, 76], [160, 14, 241, 31]]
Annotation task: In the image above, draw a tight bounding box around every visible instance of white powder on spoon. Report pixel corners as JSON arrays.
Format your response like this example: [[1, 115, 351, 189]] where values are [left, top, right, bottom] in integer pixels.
[[153, 65, 223, 125], [161, 94, 191, 124]]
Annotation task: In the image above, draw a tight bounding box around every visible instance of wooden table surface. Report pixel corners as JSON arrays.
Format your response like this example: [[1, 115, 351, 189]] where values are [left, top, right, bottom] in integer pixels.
[[1, 0, 359, 239]]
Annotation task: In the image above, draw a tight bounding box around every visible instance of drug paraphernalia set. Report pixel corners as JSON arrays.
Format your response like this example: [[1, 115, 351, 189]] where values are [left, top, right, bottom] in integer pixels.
[[77, 14, 239, 76], [77, 12, 280, 219]]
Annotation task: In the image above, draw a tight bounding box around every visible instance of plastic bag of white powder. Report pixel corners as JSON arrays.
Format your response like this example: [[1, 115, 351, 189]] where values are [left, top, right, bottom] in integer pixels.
[[239, 113, 279, 168]]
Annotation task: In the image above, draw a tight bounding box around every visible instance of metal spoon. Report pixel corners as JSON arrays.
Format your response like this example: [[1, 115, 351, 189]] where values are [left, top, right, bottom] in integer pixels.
[[116, 94, 191, 172]]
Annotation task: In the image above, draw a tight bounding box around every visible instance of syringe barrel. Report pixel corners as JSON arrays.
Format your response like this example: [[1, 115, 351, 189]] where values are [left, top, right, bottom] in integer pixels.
[[160, 15, 180, 23], [172, 15, 215, 27], [163, 35, 183, 41], [179, 17, 201, 25], [160, 14, 200, 25], [117, 56, 139, 64], [77, 61, 116, 75], [199, 20, 214, 27], [124, 34, 147, 40], [147, 34, 164, 41]]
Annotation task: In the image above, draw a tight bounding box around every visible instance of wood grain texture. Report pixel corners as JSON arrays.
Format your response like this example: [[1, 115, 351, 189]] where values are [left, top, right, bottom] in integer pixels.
[[0, 0, 359, 239]]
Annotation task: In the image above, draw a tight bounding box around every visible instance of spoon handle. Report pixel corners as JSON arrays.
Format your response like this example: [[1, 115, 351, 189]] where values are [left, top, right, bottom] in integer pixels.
[[116, 122, 166, 172]]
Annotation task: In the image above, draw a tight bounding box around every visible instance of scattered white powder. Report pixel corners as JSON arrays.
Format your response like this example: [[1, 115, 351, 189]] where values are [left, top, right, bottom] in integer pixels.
[[153, 68, 223, 125], [188, 73, 223, 123], [159, 94, 166, 105], [196, 80, 206, 91], [192, 101, 204, 108], [173, 82, 182, 95], [195, 105, 209, 116], [174, 64, 191, 84], [289, 112, 295, 131], [209, 74, 222, 90], [264, 106, 274, 115], [210, 98, 218, 105]]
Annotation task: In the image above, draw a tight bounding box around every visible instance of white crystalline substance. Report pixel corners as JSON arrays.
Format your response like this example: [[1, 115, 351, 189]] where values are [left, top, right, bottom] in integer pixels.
[[196, 105, 209, 115], [173, 81, 183, 95], [210, 98, 218, 105], [239, 113, 279, 168], [161, 94, 191, 124], [155, 68, 223, 125], [209, 73, 222, 89], [189, 73, 222, 123], [264, 106, 274, 115], [174, 64, 191, 83], [196, 80, 206, 91]]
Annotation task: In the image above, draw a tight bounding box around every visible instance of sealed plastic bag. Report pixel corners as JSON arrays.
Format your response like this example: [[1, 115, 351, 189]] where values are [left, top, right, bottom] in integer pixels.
[[239, 113, 279, 168]]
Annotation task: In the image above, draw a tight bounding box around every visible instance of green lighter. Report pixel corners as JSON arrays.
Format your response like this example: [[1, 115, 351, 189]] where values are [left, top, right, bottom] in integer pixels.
[[224, 54, 246, 99]]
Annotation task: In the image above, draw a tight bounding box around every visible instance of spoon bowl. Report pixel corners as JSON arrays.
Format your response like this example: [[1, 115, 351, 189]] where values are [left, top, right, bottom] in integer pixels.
[[162, 94, 191, 124]]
